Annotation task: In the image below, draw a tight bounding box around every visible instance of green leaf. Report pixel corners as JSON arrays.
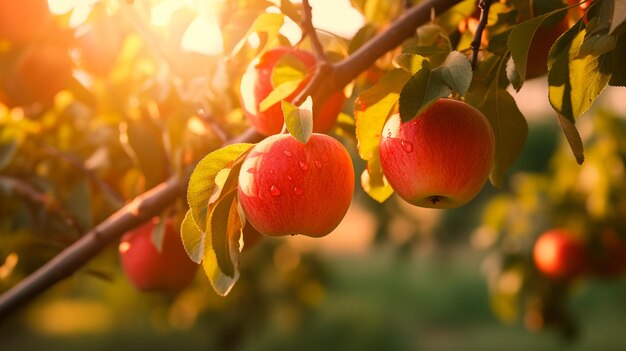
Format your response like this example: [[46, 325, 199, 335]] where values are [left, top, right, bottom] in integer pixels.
[[203, 189, 241, 295], [392, 53, 429, 74], [187, 143, 253, 228], [259, 79, 303, 112], [398, 68, 452, 123], [507, 15, 545, 91], [123, 119, 168, 188], [610, 0, 626, 35], [435, 50, 473, 95], [556, 113, 584, 164], [208, 189, 241, 278], [549, 26, 612, 121], [354, 69, 411, 161], [467, 88, 528, 187], [361, 154, 393, 203], [578, 34, 617, 57], [282, 98, 313, 144], [151, 218, 166, 253], [280, 0, 301, 24], [271, 54, 308, 88], [229, 13, 284, 58], [181, 209, 204, 264]]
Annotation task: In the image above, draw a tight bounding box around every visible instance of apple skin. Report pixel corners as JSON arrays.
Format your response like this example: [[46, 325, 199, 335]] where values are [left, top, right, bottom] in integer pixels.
[[119, 218, 198, 292], [240, 47, 346, 136], [526, 16, 569, 79], [379, 99, 495, 209], [238, 133, 354, 237], [589, 230, 626, 279], [2, 42, 73, 107], [0, 0, 51, 44], [533, 229, 587, 280]]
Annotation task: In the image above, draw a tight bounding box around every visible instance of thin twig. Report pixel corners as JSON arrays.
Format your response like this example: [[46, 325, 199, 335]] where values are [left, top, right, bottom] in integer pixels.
[[39, 143, 125, 209], [471, 0, 493, 70], [301, 0, 327, 62], [0, 176, 83, 233]]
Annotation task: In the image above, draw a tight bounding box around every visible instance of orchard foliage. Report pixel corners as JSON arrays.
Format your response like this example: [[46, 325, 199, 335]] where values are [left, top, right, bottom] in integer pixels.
[[1, 0, 626, 339]]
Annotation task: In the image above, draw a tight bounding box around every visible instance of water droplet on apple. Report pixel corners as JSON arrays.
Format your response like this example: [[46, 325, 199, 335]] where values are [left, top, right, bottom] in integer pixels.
[[270, 185, 281, 196], [314, 160, 322, 169], [283, 149, 292, 157], [401, 140, 413, 152], [293, 186, 303, 195], [247, 167, 256, 174], [299, 161, 308, 171], [286, 175, 293, 181]]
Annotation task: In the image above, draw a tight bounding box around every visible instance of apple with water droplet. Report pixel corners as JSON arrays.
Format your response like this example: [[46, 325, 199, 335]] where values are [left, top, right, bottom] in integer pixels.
[[119, 218, 198, 292], [379, 98, 495, 208], [533, 228, 587, 280], [239, 47, 346, 136], [238, 133, 354, 237]]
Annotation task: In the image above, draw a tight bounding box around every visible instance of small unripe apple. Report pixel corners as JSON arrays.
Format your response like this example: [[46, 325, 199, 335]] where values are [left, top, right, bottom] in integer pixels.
[[589, 230, 626, 279], [2, 42, 73, 107], [119, 218, 198, 292], [240, 47, 345, 136], [533, 229, 587, 280], [238, 133, 354, 237], [0, 0, 51, 44], [379, 99, 495, 209]]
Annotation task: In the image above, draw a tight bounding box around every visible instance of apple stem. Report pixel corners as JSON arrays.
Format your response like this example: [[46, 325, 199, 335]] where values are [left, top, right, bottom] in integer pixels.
[[430, 196, 442, 205], [470, 0, 493, 70]]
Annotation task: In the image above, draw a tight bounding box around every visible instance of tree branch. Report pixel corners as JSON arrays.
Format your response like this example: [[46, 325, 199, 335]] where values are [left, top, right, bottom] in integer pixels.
[[471, 0, 493, 70], [0, 0, 462, 320], [300, 0, 327, 62]]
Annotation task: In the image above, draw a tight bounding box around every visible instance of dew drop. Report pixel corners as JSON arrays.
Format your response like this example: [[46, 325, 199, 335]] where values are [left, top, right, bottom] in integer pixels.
[[246, 167, 256, 174], [287, 175, 293, 181], [401, 140, 413, 152], [299, 160, 308, 171], [270, 169, 275, 175], [270, 185, 281, 196], [283, 149, 292, 157], [293, 186, 303, 195], [314, 160, 322, 169]]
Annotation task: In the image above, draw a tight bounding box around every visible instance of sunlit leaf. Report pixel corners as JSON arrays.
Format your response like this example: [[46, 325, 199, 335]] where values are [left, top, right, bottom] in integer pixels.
[[354, 69, 411, 161], [181, 209, 204, 264], [151, 218, 166, 253], [203, 189, 241, 295], [187, 143, 254, 228], [283, 98, 313, 144], [259, 79, 303, 112], [392, 53, 429, 74], [271, 54, 308, 87], [229, 12, 284, 57], [361, 154, 393, 203]]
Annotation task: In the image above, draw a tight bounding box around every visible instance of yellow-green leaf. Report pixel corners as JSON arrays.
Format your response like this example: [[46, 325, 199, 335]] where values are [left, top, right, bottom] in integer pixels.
[[354, 69, 410, 161], [361, 154, 393, 203], [181, 209, 205, 264]]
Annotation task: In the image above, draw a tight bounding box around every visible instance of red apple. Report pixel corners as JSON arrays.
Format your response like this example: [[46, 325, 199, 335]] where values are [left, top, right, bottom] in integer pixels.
[[240, 47, 346, 136], [533, 229, 587, 280], [526, 16, 569, 79], [75, 18, 125, 78], [589, 230, 626, 279], [119, 218, 198, 292], [379, 98, 495, 209], [2, 42, 73, 107], [0, 0, 51, 44], [238, 133, 354, 237]]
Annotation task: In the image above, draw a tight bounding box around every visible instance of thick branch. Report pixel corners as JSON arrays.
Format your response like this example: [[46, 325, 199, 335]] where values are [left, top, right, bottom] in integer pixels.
[[0, 0, 462, 320], [301, 0, 327, 62]]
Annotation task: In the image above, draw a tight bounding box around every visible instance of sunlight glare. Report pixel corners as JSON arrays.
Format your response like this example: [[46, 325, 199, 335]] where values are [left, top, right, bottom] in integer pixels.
[[181, 13, 224, 56]]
